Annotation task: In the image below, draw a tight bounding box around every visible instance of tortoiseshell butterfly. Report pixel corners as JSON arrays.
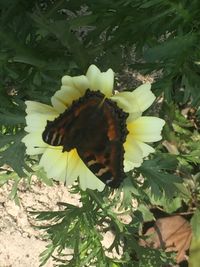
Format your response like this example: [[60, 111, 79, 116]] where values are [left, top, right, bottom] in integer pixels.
[[42, 89, 129, 188]]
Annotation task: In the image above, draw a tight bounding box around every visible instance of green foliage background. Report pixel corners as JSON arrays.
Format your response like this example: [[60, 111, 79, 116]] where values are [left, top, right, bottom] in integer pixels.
[[0, 0, 200, 266]]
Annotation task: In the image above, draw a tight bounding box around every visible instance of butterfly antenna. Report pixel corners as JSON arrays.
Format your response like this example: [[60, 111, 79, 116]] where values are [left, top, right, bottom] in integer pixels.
[[97, 95, 106, 109], [34, 146, 61, 150], [89, 95, 106, 121]]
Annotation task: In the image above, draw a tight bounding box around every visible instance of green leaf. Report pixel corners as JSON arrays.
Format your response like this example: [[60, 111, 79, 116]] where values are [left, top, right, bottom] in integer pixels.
[[39, 243, 55, 267], [189, 238, 200, 267], [34, 166, 54, 186], [0, 133, 16, 147], [0, 111, 25, 125], [140, 157, 182, 199], [144, 34, 196, 62], [9, 176, 20, 205], [150, 195, 182, 213], [0, 131, 31, 177], [138, 204, 154, 221], [191, 209, 200, 240]]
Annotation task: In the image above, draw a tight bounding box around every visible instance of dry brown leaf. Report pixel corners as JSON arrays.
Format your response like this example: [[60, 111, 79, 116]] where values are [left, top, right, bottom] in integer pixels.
[[140, 215, 192, 263]]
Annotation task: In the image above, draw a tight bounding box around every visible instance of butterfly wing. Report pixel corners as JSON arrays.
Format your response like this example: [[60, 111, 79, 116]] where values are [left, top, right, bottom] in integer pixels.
[[77, 97, 129, 188], [42, 90, 105, 151], [42, 90, 128, 188]]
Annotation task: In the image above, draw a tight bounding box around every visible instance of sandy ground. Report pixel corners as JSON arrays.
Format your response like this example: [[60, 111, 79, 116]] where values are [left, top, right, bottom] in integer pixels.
[[0, 177, 120, 267], [0, 177, 80, 267]]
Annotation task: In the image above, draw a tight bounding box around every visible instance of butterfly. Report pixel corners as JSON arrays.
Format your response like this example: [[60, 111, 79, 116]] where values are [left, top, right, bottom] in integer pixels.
[[42, 89, 129, 188]]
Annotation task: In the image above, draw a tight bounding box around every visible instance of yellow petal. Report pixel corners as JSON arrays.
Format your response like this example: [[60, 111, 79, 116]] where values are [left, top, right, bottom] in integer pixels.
[[52, 86, 81, 107], [124, 160, 141, 172], [123, 135, 156, 172], [86, 65, 101, 89], [72, 75, 89, 94], [78, 160, 105, 191], [61, 75, 74, 87], [64, 149, 84, 185], [124, 135, 143, 164], [111, 91, 142, 114], [51, 79, 87, 113], [86, 65, 114, 97], [127, 112, 142, 122], [39, 147, 105, 191], [111, 83, 155, 119], [25, 101, 57, 115], [61, 74, 89, 95], [134, 140, 155, 157], [25, 113, 57, 133], [128, 116, 165, 142], [39, 148, 75, 183], [97, 69, 114, 97], [131, 83, 156, 112], [51, 96, 67, 113], [22, 132, 47, 155]]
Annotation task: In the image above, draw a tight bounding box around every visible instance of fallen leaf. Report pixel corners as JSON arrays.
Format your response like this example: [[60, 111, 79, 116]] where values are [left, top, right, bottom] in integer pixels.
[[140, 215, 192, 263]]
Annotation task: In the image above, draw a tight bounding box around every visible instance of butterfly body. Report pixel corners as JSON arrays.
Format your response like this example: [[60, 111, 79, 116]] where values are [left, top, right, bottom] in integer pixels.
[[42, 89, 129, 188]]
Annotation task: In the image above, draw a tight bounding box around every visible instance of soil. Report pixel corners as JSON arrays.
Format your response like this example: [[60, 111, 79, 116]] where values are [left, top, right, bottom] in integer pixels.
[[0, 176, 122, 267], [0, 176, 80, 267]]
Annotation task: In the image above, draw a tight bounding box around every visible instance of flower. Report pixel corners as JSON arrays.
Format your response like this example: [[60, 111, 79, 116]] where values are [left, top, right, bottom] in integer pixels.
[[22, 65, 165, 191]]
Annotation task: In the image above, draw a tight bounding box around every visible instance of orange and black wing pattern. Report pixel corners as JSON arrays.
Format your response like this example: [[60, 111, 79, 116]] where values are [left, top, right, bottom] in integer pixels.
[[42, 89, 129, 188]]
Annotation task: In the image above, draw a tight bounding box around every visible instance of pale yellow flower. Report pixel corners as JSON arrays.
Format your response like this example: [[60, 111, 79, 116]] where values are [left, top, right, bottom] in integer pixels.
[[22, 65, 165, 191]]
